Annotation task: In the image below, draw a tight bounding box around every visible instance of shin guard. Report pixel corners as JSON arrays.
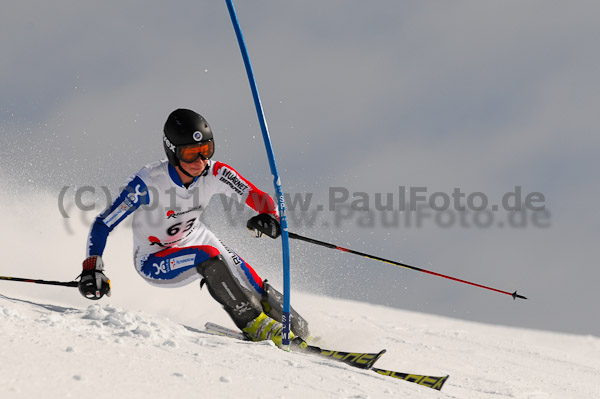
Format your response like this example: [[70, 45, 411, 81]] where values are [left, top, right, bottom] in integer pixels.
[[196, 255, 262, 329], [261, 281, 311, 339]]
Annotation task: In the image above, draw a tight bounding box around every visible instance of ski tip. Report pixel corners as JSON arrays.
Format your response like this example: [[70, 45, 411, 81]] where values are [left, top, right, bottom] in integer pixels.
[[372, 349, 387, 361], [438, 375, 450, 390], [365, 349, 387, 370], [512, 290, 528, 300]]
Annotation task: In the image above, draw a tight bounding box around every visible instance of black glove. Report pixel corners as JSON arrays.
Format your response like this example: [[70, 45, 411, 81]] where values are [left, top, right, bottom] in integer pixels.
[[247, 213, 281, 239], [78, 255, 111, 300]]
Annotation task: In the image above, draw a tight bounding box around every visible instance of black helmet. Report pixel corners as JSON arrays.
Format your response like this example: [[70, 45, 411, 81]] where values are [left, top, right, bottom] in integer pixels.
[[163, 109, 214, 167]]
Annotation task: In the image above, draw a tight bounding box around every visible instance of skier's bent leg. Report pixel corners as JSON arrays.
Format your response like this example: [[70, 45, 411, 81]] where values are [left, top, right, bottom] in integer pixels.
[[196, 255, 293, 346], [261, 281, 311, 339]]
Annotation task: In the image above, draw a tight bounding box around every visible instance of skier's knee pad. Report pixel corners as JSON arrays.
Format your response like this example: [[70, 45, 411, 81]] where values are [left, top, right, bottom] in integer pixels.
[[196, 255, 262, 329], [261, 281, 310, 339]]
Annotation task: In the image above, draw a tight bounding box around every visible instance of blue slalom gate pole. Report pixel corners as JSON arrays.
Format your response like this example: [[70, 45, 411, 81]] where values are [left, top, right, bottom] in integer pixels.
[[224, 0, 292, 349]]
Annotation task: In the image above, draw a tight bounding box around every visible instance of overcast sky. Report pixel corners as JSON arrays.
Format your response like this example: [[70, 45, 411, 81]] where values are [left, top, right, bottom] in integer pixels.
[[1, 1, 599, 335]]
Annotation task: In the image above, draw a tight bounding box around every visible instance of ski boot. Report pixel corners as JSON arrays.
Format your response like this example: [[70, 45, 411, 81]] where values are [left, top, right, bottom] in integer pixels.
[[243, 312, 294, 347]]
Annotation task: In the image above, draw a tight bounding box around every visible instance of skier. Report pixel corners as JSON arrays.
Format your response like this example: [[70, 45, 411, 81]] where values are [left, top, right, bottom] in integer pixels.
[[78, 108, 309, 346]]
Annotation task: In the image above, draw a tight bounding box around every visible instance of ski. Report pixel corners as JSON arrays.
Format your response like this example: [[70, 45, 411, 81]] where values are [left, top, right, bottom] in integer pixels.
[[372, 367, 449, 391], [204, 322, 385, 370], [204, 322, 246, 340], [291, 338, 386, 370], [204, 322, 449, 391]]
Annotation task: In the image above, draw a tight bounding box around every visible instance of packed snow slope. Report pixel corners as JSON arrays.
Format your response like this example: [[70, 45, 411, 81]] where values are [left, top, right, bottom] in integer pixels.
[[0, 191, 599, 398], [1, 290, 598, 399]]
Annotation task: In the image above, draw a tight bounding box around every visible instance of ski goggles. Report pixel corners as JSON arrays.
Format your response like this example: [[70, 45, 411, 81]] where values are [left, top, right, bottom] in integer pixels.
[[177, 141, 214, 163]]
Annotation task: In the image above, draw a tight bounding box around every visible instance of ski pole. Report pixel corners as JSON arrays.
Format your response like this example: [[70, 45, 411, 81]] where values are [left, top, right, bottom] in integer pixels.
[[0, 275, 78, 288], [288, 232, 527, 300]]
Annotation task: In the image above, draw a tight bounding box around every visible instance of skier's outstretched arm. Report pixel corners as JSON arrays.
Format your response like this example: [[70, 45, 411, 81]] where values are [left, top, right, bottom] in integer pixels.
[[78, 176, 149, 299]]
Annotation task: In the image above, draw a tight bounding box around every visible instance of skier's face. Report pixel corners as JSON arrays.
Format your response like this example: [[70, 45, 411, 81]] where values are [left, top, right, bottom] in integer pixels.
[[180, 156, 209, 176]]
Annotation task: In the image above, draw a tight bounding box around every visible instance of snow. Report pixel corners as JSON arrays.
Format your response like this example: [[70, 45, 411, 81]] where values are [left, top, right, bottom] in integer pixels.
[[1, 291, 598, 399]]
